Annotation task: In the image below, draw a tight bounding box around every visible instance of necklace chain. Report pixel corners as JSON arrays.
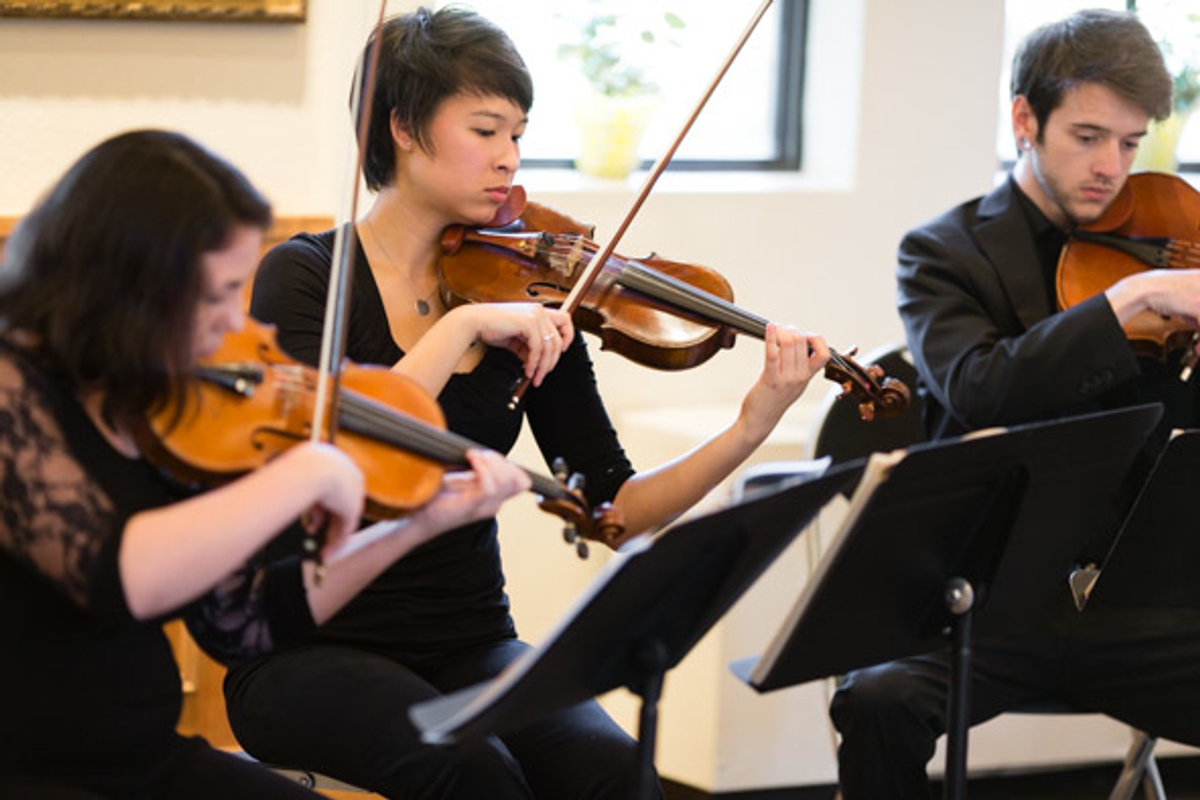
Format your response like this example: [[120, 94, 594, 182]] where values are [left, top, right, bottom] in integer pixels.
[[367, 219, 437, 316]]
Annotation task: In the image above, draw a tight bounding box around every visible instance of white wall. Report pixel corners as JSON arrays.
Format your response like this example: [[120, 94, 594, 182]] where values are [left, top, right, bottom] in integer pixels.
[[9, 0, 1168, 792]]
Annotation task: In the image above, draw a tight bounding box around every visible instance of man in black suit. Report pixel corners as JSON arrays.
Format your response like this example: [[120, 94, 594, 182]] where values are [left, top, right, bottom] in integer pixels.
[[830, 9, 1200, 799]]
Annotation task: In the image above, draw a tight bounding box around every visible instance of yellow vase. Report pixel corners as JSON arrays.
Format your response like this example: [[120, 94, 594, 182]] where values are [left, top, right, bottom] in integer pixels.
[[572, 93, 660, 179], [1133, 110, 1193, 173]]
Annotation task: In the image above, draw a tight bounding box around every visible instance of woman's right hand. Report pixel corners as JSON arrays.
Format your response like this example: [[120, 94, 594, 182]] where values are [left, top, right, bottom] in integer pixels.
[[458, 302, 574, 386], [286, 442, 366, 560]]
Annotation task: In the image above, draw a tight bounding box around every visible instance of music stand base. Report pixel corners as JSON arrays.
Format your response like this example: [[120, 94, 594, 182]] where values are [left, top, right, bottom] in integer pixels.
[[944, 576, 975, 800]]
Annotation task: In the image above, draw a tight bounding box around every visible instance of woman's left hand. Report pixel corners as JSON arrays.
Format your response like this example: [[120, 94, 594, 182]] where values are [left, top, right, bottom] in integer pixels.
[[738, 323, 829, 442], [407, 449, 531, 546]]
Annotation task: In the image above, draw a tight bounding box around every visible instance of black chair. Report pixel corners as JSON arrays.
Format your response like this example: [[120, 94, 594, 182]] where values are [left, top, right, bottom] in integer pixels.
[[734, 342, 1164, 800]]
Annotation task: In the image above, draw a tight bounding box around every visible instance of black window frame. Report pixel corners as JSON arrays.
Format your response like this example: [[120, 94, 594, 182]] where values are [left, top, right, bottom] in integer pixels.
[[520, 0, 808, 173]]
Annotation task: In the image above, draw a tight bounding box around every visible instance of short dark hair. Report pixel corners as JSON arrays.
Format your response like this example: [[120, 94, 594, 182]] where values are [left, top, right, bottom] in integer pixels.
[[0, 129, 272, 427], [357, 6, 533, 191], [1012, 8, 1173, 137]]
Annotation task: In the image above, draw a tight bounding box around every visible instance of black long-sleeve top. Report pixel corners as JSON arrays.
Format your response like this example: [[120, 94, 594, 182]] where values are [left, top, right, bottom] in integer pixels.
[[0, 336, 314, 792], [241, 229, 636, 658]]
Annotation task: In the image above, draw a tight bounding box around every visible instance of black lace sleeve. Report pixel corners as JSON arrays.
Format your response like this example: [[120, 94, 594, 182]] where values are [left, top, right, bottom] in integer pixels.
[[182, 547, 315, 667], [0, 344, 127, 616], [2, 341, 316, 654]]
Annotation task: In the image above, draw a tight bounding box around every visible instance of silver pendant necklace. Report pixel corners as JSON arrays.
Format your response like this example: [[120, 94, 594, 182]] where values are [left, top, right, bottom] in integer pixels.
[[367, 219, 435, 316]]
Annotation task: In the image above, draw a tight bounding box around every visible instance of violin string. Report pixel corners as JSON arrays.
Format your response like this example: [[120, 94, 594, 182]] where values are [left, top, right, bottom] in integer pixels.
[[340, 392, 469, 465], [338, 391, 571, 500], [540, 237, 768, 335], [623, 262, 770, 335], [533, 237, 871, 387], [238, 362, 574, 499]]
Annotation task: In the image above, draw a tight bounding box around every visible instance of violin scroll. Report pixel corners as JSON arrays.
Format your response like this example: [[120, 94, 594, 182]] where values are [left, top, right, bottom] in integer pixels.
[[824, 347, 912, 422], [536, 495, 625, 558], [492, 456, 628, 558]]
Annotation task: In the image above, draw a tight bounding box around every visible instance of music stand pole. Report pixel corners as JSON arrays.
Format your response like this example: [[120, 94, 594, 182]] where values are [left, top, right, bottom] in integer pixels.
[[728, 406, 1163, 800], [944, 577, 975, 800], [632, 640, 670, 800], [407, 464, 858, 800]]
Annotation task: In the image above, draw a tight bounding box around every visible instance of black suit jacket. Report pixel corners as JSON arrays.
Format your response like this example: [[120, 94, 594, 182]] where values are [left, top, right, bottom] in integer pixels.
[[897, 177, 1140, 441]]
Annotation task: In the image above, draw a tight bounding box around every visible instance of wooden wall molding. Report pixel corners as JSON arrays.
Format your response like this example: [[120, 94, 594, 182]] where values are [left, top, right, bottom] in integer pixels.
[[1, 214, 332, 259]]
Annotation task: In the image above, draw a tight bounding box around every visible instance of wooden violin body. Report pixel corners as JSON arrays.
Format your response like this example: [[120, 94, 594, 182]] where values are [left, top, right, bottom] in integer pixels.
[[439, 190, 911, 421], [441, 212, 739, 371], [142, 320, 445, 519], [140, 319, 625, 553], [1057, 171, 1200, 359]]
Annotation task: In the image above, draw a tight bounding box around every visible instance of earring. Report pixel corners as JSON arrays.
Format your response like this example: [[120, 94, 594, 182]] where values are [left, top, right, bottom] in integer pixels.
[[1019, 136, 1031, 151]]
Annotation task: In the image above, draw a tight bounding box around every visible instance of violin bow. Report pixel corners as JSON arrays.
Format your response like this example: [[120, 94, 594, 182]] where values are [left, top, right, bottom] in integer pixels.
[[507, 0, 776, 409], [306, 0, 389, 578]]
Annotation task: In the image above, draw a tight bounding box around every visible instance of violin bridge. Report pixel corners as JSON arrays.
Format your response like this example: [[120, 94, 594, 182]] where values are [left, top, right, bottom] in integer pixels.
[[563, 235, 587, 280]]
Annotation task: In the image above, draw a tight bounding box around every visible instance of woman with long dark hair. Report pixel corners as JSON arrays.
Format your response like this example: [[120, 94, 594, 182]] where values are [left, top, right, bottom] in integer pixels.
[[0, 129, 527, 799]]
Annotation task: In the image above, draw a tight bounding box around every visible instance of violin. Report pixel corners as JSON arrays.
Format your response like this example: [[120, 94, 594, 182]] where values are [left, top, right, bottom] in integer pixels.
[[138, 319, 626, 556], [1057, 171, 1200, 361], [439, 187, 912, 422]]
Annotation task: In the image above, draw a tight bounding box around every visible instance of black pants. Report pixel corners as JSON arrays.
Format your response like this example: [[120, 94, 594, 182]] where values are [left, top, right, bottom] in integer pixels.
[[0, 735, 320, 800], [830, 596, 1200, 800], [225, 637, 659, 800]]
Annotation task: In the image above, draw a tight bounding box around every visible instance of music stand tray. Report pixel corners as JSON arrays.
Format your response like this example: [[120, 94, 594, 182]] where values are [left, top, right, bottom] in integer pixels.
[[1085, 428, 1200, 612], [409, 461, 860, 798], [729, 404, 1162, 800]]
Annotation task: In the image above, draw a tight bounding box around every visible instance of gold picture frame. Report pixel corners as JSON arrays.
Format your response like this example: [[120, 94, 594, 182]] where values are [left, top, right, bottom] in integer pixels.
[[0, 1, 305, 22]]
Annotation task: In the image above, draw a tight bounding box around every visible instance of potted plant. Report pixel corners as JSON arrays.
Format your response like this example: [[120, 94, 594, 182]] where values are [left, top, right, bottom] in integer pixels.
[[556, 6, 685, 178], [1131, 0, 1199, 171]]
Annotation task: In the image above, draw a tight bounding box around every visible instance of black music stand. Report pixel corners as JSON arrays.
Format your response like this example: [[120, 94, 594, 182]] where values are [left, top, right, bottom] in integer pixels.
[[729, 404, 1162, 800], [1085, 427, 1200, 612], [409, 462, 860, 799]]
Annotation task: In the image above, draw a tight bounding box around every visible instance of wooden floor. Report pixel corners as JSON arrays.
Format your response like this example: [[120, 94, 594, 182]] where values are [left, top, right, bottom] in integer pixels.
[[240, 756, 1200, 799], [935, 757, 1200, 800], [658, 756, 1200, 799]]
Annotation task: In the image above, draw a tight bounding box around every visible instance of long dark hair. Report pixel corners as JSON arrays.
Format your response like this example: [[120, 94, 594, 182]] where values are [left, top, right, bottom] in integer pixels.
[[0, 129, 272, 428], [358, 6, 534, 191]]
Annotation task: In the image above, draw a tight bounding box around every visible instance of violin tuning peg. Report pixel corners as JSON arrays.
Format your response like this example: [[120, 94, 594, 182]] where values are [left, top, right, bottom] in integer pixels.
[[562, 523, 578, 544], [576, 540, 590, 559], [551, 457, 569, 482], [568, 472, 586, 492]]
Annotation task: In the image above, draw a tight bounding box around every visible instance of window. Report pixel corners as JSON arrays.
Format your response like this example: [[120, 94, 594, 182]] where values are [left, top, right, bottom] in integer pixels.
[[1002, 0, 1200, 170], [442, 1, 808, 171]]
